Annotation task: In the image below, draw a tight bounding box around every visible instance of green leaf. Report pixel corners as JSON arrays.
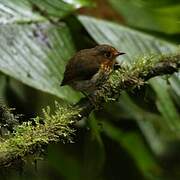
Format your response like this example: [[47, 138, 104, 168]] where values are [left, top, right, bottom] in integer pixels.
[[0, 0, 92, 23], [170, 75, 180, 101], [28, 0, 93, 18], [0, 1, 93, 102], [150, 78, 180, 132], [0, 22, 81, 102], [0, 73, 6, 98], [82, 114, 105, 180], [103, 121, 162, 179], [107, 0, 180, 34], [78, 15, 177, 63], [117, 93, 171, 155], [48, 145, 81, 180]]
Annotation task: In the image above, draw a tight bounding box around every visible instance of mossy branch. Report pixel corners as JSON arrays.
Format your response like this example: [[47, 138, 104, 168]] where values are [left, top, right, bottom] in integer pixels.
[[0, 53, 180, 167], [77, 53, 180, 116]]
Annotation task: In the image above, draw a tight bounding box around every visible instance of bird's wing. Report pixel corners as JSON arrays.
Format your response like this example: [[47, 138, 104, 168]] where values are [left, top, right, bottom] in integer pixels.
[[60, 56, 100, 86]]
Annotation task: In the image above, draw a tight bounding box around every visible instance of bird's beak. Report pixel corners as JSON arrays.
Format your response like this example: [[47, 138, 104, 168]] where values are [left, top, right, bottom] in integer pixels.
[[114, 51, 126, 57]]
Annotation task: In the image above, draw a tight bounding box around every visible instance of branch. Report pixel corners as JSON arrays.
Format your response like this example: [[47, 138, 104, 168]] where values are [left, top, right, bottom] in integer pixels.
[[77, 53, 180, 116], [0, 53, 179, 167]]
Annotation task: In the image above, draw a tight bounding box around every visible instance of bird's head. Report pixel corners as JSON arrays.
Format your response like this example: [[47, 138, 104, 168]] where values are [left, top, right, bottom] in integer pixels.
[[94, 44, 125, 61]]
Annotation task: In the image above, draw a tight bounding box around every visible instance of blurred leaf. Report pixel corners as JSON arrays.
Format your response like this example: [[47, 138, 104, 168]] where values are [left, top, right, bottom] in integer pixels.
[[48, 146, 81, 180], [117, 93, 170, 155], [170, 75, 180, 101], [0, 1, 96, 102], [78, 15, 177, 63], [108, 0, 180, 34], [128, 0, 180, 7], [0, 22, 81, 102], [0, 0, 92, 23], [103, 121, 162, 179], [0, 74, 6, 98], [150, 78, 180, 133], [82, 114, 105, 180], [28, 0, 93, 18]]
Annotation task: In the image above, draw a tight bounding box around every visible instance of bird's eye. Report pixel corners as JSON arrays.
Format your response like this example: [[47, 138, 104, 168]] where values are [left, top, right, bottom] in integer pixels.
[[104, 52, 112, 58]]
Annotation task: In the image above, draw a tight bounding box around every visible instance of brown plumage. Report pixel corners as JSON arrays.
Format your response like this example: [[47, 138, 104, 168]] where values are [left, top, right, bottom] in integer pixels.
[[60, 44, 125, 93]]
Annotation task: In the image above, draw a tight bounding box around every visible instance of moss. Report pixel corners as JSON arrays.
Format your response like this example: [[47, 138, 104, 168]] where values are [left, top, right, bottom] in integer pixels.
[[96, 53, 180, 104], [0, 102, 81, 166]]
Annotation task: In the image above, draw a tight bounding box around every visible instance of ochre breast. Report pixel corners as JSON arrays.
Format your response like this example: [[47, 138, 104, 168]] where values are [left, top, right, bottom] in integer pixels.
[[101, 59, 115, 69]]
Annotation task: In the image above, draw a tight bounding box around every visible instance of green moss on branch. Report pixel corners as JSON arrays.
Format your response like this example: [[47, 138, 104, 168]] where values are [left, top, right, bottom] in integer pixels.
[[87, 53, 180, 106], [0, 53, 179, 167], [0, 102, 81, 167]]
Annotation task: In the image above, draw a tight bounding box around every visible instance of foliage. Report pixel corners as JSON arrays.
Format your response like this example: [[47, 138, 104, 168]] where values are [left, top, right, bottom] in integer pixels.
[[0, 0, 179, 180], [108, 0, 180, 34]]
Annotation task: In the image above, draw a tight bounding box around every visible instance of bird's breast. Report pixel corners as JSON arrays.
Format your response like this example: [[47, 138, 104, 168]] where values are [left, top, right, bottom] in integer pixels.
[[101, 59, 115, 69]]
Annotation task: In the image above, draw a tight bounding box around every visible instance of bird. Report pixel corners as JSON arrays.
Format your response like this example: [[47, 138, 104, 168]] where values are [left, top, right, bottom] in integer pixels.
[[60, 44, 125, 93]]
